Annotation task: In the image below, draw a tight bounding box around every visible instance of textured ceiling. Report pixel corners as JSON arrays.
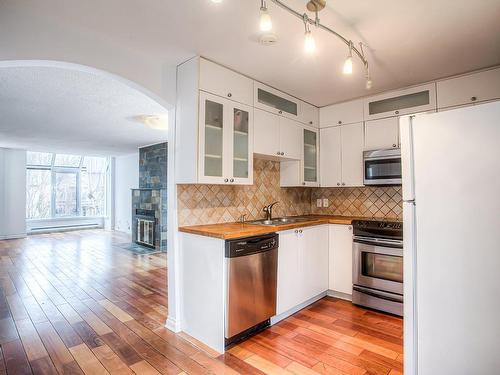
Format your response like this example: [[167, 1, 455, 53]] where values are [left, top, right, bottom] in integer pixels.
[[1, 0, 499, 107], [0, 66, 169, 155]]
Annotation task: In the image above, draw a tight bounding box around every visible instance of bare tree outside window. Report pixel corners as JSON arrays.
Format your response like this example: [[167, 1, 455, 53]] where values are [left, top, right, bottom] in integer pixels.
[[26, 169, 51, 219]]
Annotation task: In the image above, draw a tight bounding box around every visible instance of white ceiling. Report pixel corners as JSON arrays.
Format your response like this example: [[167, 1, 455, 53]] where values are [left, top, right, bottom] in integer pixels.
[[0, 66, 169, 155], [1, 0, 499, 107]]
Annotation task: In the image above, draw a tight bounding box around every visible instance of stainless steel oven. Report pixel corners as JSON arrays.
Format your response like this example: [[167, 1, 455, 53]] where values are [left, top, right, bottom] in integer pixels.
[[363, 149, 402, 185], [352, 220, 403, 316]]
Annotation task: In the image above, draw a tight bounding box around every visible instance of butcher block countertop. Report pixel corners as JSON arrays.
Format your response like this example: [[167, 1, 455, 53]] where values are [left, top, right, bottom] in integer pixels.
[[178, 215, 365, 240]]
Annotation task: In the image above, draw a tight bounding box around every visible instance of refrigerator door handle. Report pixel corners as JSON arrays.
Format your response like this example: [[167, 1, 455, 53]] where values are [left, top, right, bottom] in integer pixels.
[[400, 115, 416, 202]]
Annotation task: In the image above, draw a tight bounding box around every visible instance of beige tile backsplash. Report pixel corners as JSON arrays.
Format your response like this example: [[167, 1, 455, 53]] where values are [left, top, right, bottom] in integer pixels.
[[177, 158, 402, 226]]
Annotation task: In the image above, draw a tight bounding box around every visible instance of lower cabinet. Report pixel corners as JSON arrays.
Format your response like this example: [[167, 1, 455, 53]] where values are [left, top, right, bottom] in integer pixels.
[[328, 224, 353, 295], [276, 225, 329, 315]]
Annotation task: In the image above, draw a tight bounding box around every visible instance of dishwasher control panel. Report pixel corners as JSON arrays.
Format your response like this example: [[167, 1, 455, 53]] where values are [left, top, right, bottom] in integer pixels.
[[225, 233, 279, 258]]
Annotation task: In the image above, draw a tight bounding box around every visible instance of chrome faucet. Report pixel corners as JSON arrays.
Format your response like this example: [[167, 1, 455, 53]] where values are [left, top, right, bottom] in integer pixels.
[[263, 202, 279, 221]]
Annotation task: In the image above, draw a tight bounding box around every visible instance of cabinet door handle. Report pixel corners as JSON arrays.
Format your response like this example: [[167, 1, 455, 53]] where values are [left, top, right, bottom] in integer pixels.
[[277, 151, 281, 155], [338, 121, 342, 125], [392, 144, 397, 148], [342, 182, 346, 186], [337, 182, 340, 186], [299, 229, 303, 234], [309, 121, 313, 125], [395, 110, 400, 115], [227, 93, 232, 98], [280, 152, 284, 156], [471, 96, 477, 102], [230, 178, 234, 183], [302, 182, 306, 186], [348, 226, 352, 231], [295, 230, 298, 234], [278, 110, 283, 114], [224, 178, 229, 183]]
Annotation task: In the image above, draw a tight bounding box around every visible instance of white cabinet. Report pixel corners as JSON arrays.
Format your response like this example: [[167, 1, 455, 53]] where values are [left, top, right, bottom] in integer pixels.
[[328, 224, 353, 295], [300, 101, 319, 127], [280, 126, 319, 187], [320, 99, 364, 128], [199, 58, 254, 106], [364, 83, 437, 121], [320, 122, 364, 187], [253, 109, 302, 160], [437, 67, 500, 110], [254, 82, 301, 121], [364, 117, 400, 150], [198, 91, 253, 185], [277, 226, 329, 315]]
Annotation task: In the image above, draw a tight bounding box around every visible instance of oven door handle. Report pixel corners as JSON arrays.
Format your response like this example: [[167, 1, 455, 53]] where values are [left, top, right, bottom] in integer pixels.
[[353, 236, 403, 248], [353, 286, 403, 303]]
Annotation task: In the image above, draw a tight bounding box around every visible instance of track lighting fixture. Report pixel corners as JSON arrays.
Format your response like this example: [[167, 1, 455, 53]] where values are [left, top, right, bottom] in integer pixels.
[[259, 0, 273, 32], [256, 0, 372, 89]]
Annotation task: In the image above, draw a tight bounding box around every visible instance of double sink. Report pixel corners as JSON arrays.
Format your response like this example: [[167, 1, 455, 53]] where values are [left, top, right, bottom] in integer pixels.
[[248, 216, 313, 226]]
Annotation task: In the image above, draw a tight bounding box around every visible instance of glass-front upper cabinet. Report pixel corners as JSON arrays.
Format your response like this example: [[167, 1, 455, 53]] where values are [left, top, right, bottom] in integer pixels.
[[198, 91, 253, 185], [303, 128, 319, 186], [254, 82, 300, 121]]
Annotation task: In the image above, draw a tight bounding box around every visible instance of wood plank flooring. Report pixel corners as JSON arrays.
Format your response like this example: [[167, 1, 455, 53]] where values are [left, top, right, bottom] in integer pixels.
[[0, 230, 403, 374]]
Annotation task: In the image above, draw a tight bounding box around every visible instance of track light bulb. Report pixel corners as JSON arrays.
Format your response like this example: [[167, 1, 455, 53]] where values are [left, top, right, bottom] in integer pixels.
[[304, 30, 316, 54], [260, 4, 272, 32], [366, 78, 373, 89], [343, 56, 353, 75]]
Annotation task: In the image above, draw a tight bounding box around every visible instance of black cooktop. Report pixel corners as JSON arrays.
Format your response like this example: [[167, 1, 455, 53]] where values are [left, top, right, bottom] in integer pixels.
[[352, 220, 403, 240]]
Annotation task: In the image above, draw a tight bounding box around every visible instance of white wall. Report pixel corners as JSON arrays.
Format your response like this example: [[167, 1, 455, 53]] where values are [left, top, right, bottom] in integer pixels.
[[0, 148, 27, 239], [113, 152, 139, 234]]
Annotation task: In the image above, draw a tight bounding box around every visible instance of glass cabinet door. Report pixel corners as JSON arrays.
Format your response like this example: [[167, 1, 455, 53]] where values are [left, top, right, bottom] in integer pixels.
[[231, 104, 253, 184], [303, 128, 318, 185], [201, 96, 225, 181]]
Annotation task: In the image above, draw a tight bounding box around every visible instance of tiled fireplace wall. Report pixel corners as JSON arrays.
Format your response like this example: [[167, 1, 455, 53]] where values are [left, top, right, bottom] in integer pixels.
[[177, 158, 402, 226]]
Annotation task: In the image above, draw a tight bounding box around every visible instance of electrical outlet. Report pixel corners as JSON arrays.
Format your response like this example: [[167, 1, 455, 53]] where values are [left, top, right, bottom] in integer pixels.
[[323, 198, 329, 208], [316, 199, 323, 208]]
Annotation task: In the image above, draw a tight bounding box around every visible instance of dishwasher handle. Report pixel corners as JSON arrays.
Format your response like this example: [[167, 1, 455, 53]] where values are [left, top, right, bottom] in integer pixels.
[[225, 233, 279, 258]]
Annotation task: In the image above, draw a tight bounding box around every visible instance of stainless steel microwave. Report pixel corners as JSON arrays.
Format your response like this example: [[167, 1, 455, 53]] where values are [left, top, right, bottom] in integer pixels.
[[363, 149, 402, 185]]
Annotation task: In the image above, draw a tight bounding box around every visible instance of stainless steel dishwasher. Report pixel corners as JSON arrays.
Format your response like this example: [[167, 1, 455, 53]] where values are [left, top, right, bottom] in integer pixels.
[[225, 233, 278, 347]]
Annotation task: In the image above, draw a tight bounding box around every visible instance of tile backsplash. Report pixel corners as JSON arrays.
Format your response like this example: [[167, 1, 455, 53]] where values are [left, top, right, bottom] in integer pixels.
[[177, 158, 402, 226]]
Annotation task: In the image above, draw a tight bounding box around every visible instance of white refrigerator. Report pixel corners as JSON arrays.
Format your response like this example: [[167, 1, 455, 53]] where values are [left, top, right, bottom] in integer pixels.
[[400, 101, 500, 375]]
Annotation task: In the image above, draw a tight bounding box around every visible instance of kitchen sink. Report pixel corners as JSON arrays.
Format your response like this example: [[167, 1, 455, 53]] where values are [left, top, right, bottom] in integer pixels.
[[248, 217, 312, 226]]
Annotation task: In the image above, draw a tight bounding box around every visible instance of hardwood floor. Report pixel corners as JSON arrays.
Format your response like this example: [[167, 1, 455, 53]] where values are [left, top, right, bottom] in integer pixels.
[[0, 230, 403, 374]]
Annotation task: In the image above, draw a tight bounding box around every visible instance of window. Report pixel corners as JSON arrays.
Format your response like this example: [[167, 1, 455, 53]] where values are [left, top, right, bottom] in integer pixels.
[[26, 152, 108, 220]]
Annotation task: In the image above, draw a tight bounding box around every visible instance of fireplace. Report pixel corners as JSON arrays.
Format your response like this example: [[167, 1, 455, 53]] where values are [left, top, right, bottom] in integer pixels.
[[134, 209, 156, 248]]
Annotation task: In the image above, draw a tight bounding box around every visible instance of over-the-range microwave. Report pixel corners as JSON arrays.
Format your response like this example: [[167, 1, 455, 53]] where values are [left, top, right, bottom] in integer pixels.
[[363, 149, 402, 186]]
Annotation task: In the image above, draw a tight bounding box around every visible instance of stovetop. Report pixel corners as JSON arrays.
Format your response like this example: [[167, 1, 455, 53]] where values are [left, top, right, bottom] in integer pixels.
[[352, 219, 403, 241]]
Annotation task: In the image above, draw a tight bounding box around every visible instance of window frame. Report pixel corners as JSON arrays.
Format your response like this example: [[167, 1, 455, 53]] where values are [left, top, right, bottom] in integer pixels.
[[26, 152, 109, 221]]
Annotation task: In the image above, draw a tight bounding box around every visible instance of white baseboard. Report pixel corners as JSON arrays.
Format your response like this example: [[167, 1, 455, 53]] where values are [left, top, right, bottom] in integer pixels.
[[165, 316, 181, 333], [270, 291, 327, 325], [0, 233, 27, 240], [326, 289, 352, 301]]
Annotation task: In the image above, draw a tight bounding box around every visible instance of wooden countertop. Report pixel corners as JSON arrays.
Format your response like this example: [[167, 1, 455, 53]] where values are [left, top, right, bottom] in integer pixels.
[[178, 215, 365, 240]]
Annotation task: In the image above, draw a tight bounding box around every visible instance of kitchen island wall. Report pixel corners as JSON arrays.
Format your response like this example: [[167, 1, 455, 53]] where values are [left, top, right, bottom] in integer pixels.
[[177, 158, 402, 226]]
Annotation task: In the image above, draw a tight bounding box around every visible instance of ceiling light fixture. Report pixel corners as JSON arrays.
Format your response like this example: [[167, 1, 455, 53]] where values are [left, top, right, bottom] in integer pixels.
[[259, 0, 273, 32], [258, 0, 372, 89], [132, 114, 169, 130], [210, 0, 223, 3], [303, 15, 316, 54]]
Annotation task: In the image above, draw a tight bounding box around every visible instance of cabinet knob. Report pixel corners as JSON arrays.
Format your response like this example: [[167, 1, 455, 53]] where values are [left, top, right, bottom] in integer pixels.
[[395, 110, 400, 115], [227, 93, 232, 98], [392, 144, 397, 148], [471, 96, 477, 102], [348, 226, 352, 231], [230, 178, 234, 183], [299, 229, 303, 234], [309, 121, 313, 125], [280, 152, 284, 156], [337, 182, 340, 186], [302, 182, 306, 186], [338, 121, 342, 125], [278, 110, 283, 114], [342, 182, 345, 186], [295, 230, 298, 234], [277, 151, 281, 155], [224, 178, 229, 182]]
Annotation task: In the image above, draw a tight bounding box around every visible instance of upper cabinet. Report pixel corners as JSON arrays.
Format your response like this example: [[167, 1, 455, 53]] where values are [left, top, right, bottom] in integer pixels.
[[437, 67, 500, 110], [199, 58, 254, 106], [320, 99, 364, 128], [254, 108, 302, 160], [320, 122, 364, 187], [364, 117, 400, 151], [198, 91, 253, 185], [364, 83, 437, 121], [299, 101, 320, 128], [254, 82, 301, 121]]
